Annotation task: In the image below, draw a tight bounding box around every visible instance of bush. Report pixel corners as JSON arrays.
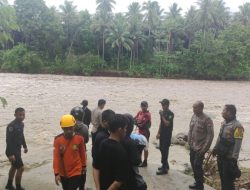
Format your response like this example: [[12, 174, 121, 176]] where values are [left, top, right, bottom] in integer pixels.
[[45, 53, 103, 75], [128, 64, 147, 77], [1, 44, 43, 73], [76, 53, 103, 75]]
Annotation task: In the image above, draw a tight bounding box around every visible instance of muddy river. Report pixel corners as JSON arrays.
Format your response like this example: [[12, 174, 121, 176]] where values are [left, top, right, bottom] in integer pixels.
[[0, 73, 249, 188]]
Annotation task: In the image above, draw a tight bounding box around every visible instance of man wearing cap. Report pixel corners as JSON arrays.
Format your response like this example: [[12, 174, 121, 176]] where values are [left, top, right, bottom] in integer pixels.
[[135, 101, 151, 167], [53, 115, 86, 190], [156, 99, 174, 175], [81, 100, 91, 128], [91, 99, 106, 144], [188, 101, 214, 190]]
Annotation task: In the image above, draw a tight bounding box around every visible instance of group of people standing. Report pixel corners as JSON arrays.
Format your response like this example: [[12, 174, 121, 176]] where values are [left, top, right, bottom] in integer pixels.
[[4, 99, 244, 190], [52, 99, 151, 190]]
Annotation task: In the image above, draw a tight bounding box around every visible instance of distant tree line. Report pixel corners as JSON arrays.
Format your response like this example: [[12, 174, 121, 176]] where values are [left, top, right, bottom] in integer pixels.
[[0, 0, 250, 79]]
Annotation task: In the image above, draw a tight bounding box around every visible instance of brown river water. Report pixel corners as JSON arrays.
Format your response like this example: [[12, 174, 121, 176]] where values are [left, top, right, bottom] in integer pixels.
[[0, 73, 249, 188]]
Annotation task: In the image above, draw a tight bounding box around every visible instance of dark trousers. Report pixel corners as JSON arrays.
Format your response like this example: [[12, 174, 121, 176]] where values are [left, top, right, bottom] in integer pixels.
[[217, 156, 235, 190], [91, 131, 97, 145], [138, 183, 147, 190], [160, 140, 170, 170], [61, 175, 81, 190], [190, 149, 204, 188], [79, 173, 86, 190]]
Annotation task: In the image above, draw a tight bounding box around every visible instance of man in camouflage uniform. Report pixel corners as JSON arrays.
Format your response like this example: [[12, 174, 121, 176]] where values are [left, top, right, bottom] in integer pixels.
[[213, 105, 244, 190], [188, 101, 214, 190]]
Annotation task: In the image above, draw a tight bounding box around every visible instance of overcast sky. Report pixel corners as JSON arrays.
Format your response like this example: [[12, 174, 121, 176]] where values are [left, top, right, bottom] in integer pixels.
[[9, 0, 248, 14]]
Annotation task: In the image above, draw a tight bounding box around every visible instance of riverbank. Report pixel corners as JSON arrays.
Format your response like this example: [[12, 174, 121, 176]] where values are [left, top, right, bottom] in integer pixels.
[[1, 70, 250, 81]]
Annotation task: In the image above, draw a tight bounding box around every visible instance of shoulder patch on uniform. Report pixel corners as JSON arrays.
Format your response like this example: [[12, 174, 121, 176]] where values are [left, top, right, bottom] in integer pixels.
[[234, 127, 244, 139], [206, 118, 213, 127], [72, 144, 79, 151]]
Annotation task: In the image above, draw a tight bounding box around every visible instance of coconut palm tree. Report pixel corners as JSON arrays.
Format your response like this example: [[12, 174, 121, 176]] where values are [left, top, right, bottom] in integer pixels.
[[143, 0, 164, 37], [126, 2, 145, 63], [235, 3, 250, 26], [106, 13, 134, 70], [184, 6, 199, 48], [96, 0, 115, 15], [167, 3, 182, 19], [196, 0, 229, 48], [59, 1, 78, 52], [196, 0, 213, 38], [211, 0, 230, 36], [127, 2, 142, 34], [164, 3, 184, 53], [95, 0, 116, 64]]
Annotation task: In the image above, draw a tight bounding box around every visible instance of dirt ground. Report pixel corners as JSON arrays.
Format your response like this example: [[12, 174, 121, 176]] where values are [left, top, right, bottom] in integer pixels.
[[0, 147, 214, 190]]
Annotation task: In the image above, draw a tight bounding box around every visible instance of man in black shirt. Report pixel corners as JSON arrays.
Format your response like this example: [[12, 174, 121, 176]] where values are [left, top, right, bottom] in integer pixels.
[[92, 109, 115, 189], [92, 109, 115, 165], [81, 100, 91, 128], [5, 108, 28, 190], [156, 99, 174, 175], [93, 114, 129, 190]]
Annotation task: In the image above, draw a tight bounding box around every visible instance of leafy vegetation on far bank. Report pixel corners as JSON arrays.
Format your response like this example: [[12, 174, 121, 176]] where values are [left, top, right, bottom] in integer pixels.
[[0, 0, 250, 80]]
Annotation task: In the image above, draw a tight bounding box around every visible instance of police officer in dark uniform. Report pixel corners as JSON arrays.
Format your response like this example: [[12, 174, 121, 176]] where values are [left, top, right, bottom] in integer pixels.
[[81, 100, 91, 128], [70, 106, 89, 190], [5, 107, 28, 190], [212, 105, 244, 190], [70, 106, 89, 144], [156, 99, 174, 175]]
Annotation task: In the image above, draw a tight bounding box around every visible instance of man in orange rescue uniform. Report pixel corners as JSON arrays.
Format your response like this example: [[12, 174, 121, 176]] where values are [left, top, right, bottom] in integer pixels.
[[53, 114, 87, 190]]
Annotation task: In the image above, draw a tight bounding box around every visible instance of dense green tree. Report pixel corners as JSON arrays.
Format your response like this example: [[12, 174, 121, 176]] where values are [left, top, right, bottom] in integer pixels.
[[14, 0, 47, 45], [73, 10, 95, 55], [14, 0, 63, 59], [0, 0, 19, 48], [1, 0, 250, 80]]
